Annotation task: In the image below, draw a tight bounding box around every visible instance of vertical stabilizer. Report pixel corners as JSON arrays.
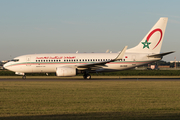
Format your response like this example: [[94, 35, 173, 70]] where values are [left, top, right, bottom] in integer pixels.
[[126, 17, 168, 53]]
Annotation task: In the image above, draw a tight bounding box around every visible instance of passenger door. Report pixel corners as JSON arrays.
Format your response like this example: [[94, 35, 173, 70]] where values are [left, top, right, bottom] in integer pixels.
[[26, 56, 31, 66]]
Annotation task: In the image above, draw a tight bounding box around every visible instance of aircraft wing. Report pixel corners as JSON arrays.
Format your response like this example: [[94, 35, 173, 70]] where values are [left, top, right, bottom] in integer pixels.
[[77, 46, 128, 69], [147, 51, 175, 58]]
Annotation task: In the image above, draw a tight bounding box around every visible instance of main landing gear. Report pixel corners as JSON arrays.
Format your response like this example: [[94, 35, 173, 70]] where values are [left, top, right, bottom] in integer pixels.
[[83, 73, 91, 79], [22, 75, 26, 79]]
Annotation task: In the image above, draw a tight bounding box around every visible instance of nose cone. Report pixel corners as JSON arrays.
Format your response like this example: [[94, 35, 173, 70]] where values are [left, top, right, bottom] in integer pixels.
[[3, 63, 8, 69], [3, 62, 10, 70], [3, 62, 18, 72]]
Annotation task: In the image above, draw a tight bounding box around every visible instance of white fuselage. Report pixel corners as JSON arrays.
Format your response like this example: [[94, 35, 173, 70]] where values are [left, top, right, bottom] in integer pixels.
[[3, 17, 171, 79], [4, 52, 160, 74]]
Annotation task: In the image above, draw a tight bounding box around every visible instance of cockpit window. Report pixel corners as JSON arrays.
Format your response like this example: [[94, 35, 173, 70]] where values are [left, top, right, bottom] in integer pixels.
[[11, 59, 19, 62]]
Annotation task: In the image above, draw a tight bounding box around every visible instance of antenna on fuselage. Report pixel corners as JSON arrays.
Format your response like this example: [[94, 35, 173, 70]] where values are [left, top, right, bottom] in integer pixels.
[[10, 55, 12, 60]]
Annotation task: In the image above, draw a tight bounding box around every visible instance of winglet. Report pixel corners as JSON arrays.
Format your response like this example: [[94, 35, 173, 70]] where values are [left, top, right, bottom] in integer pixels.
[[115, 46, 128, 60]]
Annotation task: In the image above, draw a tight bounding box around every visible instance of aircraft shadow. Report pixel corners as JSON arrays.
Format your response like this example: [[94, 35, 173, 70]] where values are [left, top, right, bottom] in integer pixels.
[[1, 111, 180, 120]]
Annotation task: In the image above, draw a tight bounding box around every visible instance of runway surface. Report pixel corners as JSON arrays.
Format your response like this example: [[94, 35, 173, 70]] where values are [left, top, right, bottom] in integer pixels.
[[0, 78, 180, 81]]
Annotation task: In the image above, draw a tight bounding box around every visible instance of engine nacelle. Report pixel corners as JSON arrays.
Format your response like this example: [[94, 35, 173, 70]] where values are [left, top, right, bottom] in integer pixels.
[[56, 67, 76, 76]]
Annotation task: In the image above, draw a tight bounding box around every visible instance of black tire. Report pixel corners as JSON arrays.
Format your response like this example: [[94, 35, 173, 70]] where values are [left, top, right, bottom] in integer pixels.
[[83, 74, 91, 79], [86, 75, 91, 79], [83, 75, 87, 79], [22, 75, 26, 79]]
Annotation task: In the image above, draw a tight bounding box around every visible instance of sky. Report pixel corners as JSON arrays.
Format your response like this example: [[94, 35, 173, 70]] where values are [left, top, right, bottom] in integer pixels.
[[0, 0, 180, 62]]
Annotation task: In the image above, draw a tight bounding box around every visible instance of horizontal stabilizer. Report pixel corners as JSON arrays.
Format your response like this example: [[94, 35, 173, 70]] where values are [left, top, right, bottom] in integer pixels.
[[147, 51, 175, 58]]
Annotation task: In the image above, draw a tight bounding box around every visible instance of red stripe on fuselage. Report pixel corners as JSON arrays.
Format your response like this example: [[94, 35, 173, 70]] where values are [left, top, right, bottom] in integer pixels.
[[6, 61, 150, 67]]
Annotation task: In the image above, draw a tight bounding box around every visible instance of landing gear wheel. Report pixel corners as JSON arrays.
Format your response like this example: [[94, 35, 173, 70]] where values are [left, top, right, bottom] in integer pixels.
[[83, 75, 86, 79], [22, 75, 26, 79], [87, 75, 91, 79], [83, 74, 91, 79]]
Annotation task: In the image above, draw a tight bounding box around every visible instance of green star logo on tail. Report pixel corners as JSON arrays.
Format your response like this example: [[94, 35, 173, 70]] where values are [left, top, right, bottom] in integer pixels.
[[141, 40, 151, 49]]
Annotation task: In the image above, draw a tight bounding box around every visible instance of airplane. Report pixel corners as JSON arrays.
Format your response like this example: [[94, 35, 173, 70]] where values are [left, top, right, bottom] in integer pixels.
[[3, 17, 174, 79]]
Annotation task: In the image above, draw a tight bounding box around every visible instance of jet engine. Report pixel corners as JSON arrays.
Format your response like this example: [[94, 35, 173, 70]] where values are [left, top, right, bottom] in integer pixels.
[[56, 67, 76, 76]]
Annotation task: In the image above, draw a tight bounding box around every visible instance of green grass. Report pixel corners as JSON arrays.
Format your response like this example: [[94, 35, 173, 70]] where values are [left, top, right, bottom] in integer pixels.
[[1, 80, 180, 120]]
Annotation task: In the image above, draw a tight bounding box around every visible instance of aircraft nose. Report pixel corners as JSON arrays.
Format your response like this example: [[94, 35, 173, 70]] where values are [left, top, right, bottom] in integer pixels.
[[3, 63, 8, 69]]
